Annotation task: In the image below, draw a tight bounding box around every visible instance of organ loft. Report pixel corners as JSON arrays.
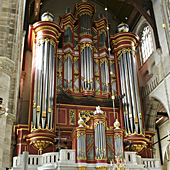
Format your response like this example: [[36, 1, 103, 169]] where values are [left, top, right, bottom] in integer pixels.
[[13, 0, 156, 169]]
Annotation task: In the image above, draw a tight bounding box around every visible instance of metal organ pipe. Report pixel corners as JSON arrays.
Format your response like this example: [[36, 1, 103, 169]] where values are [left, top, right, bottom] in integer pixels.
[[36, 43, 44, 129], [50, 46, 55, 129], [81, 53, 84, 90], [122, 53, 134, 133], [87, 48, 90, 90], [131, 54, 142, 133], [84, 49, 87, 90], [127, 52, 138, 133], [119, 57, 128, 133]]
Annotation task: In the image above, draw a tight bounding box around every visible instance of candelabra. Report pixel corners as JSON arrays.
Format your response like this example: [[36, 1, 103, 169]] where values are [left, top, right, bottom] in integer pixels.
[[110, 156, 126, 170]]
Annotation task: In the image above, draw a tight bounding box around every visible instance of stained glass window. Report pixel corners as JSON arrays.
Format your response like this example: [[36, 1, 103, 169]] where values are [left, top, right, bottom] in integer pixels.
[[140, 26, 154, 64]]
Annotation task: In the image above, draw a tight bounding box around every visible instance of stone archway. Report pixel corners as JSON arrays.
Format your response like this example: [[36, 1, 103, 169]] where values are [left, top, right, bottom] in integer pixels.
[[162, 145, 170, 170], [142, 97, 160, 131]]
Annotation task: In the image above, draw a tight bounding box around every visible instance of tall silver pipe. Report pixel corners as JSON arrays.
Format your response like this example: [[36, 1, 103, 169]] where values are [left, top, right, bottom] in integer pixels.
[[97, 125, 100, 158], [84, 49, 87, 90], [77, 137, 79, 156], [105, 60, 108, 92], [127, 52, 138, 133], [100, 123, 103, 158], [81, 54, 84, 90], [42, 41, 49, 128], [95, 127, 97, 157], [131, 54, 142, 133], [37, 43, 44, 128], [89, 49, 92, 90], [102, 124, 106, 157], [47, 44, 53, 129], [87, 48, 90, 90], [119, 56, 128, 133], [50, 46, 54, 129], [121, 55, 132, 132], [122, 54, 134, 133]]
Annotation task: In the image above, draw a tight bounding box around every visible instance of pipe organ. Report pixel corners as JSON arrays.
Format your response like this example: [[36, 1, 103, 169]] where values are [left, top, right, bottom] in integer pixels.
[[14, 0, 155, 166]]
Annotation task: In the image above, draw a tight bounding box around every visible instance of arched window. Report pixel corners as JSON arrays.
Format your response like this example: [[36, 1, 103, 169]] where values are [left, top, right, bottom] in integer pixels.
[[166, 0, 170, 25], [139, 26, 154, 65]]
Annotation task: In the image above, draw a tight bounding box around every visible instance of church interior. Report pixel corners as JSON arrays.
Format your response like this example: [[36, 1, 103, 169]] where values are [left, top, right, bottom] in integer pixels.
[[0, 0, 170, 170]]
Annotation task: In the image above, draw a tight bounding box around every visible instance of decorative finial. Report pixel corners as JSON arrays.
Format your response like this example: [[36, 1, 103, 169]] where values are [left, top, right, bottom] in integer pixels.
[[78, 118, 84, 127], [41, 12, 54, 22], [117, 23, 129, 33], [114, 119, 120, 129], [94, 106, 103, 115]]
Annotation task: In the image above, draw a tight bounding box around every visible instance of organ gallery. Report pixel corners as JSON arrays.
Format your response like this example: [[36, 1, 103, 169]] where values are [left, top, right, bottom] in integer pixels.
[[14, 0, 155, 166]]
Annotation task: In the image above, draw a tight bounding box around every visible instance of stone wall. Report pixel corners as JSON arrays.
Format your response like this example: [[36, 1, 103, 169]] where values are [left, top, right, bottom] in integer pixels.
[[0, 0, 26, 169]]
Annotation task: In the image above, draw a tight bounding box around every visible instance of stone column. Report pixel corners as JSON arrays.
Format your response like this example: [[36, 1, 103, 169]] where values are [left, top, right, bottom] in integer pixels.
[[0, 57, 15, 170]]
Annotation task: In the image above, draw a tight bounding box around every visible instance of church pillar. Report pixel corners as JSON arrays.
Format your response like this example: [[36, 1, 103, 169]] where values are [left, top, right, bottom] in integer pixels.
[[0, 57, 15, 169]]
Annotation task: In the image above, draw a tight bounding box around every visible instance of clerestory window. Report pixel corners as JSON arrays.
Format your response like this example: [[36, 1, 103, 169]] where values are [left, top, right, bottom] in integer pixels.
[[140, 26, 154, 65]]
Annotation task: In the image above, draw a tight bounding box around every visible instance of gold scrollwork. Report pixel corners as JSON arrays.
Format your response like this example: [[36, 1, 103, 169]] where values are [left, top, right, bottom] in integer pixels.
[[93, 39, 98, 43], [95, 77, 100, 84], [58, 55, 62, 61], [80, 32, 92, 37], [77, 133, 86, 139], [111, 79, 116, 85], [95, 89, 100, 95], [117, 48, 135, 60], [93, 35, 97, 39], [74, 57, 79, 63], [114, 135, 123, 140], [95, 70, 99, 76], [100, 57, 108, 66], [74, 85, 79, 93], [74, 32, 78, 37], [98, 29, 106, 37], [74, 44, 79, 50], [64, 53, 73, 62], [69, 109, 76, 125], [110, 60, 114, 66], [94, 59, 99, 66], [64, 24, 72, 31], [94, 121, 105, 129], [79, 11, 93, 17], [79, 110, 94, 123], [74, 37, 78, 41], [74, 75, 79, 81], [74, 68, 79, 74], [57, 66, 62, 73], [37, 38, 56, 49], [94, 46, 98, 52], [80, 43, 93, 54]]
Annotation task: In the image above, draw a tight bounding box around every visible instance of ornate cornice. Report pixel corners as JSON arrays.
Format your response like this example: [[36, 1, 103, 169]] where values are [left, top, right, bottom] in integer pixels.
[[0, 57, 15, 76]]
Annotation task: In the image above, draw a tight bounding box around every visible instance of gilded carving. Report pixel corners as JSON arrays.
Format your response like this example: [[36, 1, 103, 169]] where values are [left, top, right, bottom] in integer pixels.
[[37, 38, 56, 49], [69, 109, 76, 125], [94, 121, 105, 129], [117, 48, 135, 60], [80, 43, 93, 54], [77, 133, 86, 139], [100, 57, 108, 66], [58, 55, 63, 61], [64, 24, 72, 31], [95, 70, 99, 76], [79, 110, 94, 123], [74, 44, 79, 50], [64, 54, 73, 62], [98, 29, 106, 37], [94, 59, 99, 66]]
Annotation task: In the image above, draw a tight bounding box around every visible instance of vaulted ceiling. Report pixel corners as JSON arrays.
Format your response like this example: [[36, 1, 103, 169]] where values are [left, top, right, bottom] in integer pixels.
[[25, 0, 153, 31]]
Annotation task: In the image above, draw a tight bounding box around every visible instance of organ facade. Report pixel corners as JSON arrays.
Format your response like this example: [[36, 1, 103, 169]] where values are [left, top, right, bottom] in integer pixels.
[[14, 0, 155, 166]]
